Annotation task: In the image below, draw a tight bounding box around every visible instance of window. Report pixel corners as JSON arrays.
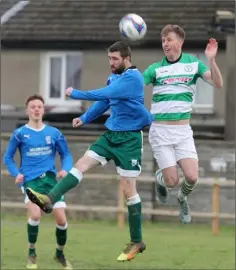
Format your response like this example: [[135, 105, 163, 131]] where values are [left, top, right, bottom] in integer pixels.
[[40, 52, 83, 106], [191, 53, 214, 114]]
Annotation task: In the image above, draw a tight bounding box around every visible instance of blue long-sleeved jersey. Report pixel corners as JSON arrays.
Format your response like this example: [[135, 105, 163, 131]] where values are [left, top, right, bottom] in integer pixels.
[[71, 67, 152, 131], [3, 124, 73, 186], [79, 73, 119, 124]]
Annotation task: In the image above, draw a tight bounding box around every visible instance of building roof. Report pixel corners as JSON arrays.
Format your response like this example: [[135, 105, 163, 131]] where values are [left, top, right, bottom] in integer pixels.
[[1, 0, 234, 49]]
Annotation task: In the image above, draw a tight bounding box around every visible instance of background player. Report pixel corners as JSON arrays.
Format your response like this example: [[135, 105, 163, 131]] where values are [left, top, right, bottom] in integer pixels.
[[143, 24, 223, 224], [3, 95, 73, 269]]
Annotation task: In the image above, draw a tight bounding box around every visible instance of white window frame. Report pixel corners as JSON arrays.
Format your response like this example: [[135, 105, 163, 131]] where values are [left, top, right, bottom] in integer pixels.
[[40, 51, 83, 106], [191, 53, 215, 114]]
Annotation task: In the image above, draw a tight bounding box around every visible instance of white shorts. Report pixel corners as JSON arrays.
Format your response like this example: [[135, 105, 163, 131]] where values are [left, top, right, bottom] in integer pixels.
[[21, 187, 66, 209], [148, 123, 198, 170]]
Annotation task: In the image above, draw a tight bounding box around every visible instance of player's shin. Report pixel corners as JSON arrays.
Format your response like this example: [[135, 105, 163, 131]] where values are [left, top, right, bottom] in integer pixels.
[[48, 167, 83, 203], [55, 223, 68, 257], [126, 194, 142, 243], [27, 218, 40, 256]]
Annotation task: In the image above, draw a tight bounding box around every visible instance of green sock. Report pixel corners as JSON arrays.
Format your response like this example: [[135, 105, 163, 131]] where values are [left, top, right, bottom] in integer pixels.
[[27, 219, 39, 256], [55, 225, 67, 257], [49, 168, 83, 203], [178, 178, 197, 201], [28, 248, 36, 257], [127, 194, 142, 243]]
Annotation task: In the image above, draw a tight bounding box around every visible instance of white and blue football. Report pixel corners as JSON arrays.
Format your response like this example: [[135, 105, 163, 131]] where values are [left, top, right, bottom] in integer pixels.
[[119, 13, 147, 41]]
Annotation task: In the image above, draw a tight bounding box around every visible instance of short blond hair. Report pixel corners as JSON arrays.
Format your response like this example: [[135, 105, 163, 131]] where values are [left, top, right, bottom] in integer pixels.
[[161, 24, 185, 40]]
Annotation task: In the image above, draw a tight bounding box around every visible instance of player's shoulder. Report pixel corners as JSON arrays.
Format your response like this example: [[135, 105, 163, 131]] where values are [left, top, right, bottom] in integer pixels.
[[123, 66, 142, 77], [12, 125, 27, 137], [9, 125, 32, 141], [122, 67, 144, 86], [44, 125, 61, 135], [145, 60, 164, 71]]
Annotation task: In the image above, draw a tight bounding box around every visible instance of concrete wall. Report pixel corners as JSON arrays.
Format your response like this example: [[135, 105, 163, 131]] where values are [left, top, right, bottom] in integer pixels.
[[1, 49, 227, 117], [1, 51, 41, 106]]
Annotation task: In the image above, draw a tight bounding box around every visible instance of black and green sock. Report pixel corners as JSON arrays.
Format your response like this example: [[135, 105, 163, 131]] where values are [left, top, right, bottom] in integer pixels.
[[178, 178, 198, 201], [126, 194, 142, 243], [27, 218, 40, 256], [49, 167, 83, 203], [55, 223, 68, 257]]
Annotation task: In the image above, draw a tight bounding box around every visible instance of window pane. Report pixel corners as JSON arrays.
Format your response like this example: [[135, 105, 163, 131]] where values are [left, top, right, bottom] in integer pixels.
[[50, 57, 62, 98], [66, 55, 82, 89], [195, 78, 214, 105], [192, 53, 214, 106], [195, 54, 214, 105]]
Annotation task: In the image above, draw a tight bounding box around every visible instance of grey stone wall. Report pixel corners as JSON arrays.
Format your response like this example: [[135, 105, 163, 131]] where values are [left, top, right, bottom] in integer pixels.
[[1, 138, 235, 224]]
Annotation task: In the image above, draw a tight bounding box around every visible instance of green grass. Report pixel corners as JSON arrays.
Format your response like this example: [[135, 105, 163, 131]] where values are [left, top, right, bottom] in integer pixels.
[[1, 214, 234, 269]]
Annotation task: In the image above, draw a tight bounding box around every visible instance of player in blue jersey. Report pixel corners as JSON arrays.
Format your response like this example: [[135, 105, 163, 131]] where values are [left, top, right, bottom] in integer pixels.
[[3, 95, 73, 269], [25, 41, 152, 262]]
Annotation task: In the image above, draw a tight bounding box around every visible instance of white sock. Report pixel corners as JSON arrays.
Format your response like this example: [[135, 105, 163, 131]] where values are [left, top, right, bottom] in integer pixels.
[[70, 167, 83, 183], [126, 194, 141, 206], [156, 170, 166, 187]]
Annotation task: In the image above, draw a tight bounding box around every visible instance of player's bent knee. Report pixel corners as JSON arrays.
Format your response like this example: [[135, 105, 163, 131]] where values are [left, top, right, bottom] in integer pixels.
[[164, 175, 179, 188], [28, 215, 40, 223], [55, 217, 67, 227], [161, 166, 179, 188], [27, 203, 41, 220], [53, 209, 67, 226], [28, 218, 40, 226], [56, 222, 68, 230], [184, 173, 198, 184], [56, 220, 67, 227]]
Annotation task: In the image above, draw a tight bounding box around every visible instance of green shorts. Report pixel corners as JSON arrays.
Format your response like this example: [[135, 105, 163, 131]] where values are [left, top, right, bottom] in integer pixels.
[[87, 130, 143, 177], [22, 172, 66, 209]]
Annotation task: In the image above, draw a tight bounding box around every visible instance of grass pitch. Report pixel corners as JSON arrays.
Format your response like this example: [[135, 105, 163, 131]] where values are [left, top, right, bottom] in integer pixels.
[[1, 215, 234, 269]]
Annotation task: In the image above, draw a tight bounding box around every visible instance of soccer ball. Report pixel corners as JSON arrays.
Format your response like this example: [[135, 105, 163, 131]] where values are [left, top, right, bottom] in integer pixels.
[[119, 13, 147, 41]]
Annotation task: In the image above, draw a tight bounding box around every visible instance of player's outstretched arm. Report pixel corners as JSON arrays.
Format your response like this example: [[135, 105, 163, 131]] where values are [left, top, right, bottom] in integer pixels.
[[3, 131, 20, 177], [66, 74, 138, 101], [55, 132, 73, 173]]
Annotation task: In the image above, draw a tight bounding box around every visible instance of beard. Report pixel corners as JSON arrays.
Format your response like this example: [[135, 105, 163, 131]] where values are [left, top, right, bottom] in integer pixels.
[[112, 62, 126, 74]]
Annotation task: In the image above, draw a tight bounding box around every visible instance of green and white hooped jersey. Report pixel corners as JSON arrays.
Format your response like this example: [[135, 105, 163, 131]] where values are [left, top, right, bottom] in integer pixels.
[[143, 53, 209, 121]]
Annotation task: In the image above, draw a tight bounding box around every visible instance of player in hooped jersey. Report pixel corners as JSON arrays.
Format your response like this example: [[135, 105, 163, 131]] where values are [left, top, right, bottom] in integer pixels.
[[143, 24, 223, 224], [3, 95, 73, 269], [25, 41, 152, 262]]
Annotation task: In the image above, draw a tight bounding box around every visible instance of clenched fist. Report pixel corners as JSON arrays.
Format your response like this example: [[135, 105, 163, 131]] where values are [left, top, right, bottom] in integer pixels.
[[56, 170, 68, 180], [15, 173, 24, 184], [72, 118, 83, 128], [65, 87, 73, 97]]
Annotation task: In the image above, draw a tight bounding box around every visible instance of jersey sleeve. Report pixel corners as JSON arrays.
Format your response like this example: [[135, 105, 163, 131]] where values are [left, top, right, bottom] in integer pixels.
[[80, 100, 110, 125], [143, 64, 155, 86], [55, 131, 73, 172], [69, 73, 139, 101], [198, 60, 209, 77], [3, 130, 21, 177]]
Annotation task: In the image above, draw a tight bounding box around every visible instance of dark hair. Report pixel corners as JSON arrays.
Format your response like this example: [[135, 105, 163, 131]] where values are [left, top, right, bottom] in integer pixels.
[[25, 94, 45, 106], [108, 41, 132, 59], [161, 24, 185, 40]]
